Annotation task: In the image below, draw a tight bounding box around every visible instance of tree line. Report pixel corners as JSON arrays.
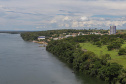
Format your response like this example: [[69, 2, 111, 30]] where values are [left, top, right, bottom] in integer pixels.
[[20, 29, 108, 41], [46, 34, 126, 84]]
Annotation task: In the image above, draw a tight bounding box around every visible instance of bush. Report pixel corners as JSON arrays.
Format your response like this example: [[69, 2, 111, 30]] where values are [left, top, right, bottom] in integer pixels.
[[95, 41, 102, 47], [107, 41, 122, 51], [118, 48, 126, 55]]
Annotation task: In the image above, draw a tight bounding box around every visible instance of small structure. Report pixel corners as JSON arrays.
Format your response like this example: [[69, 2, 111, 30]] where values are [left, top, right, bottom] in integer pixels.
[[72, 33, 77, 37], [65, 35, 72, 38], [53, 38, 59, 40], [78, 32, 83, 36], [38, 36, 45, 41], [89, 32, 97, 34]]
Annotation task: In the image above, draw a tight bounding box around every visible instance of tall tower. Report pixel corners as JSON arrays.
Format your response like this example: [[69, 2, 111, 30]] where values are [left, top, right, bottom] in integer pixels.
[[110, 26, 116, 35]]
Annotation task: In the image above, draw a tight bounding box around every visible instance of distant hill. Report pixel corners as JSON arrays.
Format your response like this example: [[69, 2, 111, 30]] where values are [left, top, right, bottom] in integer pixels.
[[0, 31, 39, 34]]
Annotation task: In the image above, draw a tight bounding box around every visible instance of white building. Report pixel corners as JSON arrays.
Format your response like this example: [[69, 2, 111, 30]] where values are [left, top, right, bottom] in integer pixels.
[[38, 36, 45, 40], [110, 26, 116, 35], [65, 35, 72, 38], [53, 38, 59, 40]]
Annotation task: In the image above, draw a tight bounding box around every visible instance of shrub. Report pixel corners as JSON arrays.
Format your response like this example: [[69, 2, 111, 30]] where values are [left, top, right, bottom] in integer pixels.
[[118, 48, 126, 55]]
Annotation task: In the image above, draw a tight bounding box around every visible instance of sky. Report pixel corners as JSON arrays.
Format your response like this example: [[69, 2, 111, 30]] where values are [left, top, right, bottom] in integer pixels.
[[0, 0, 126, 31]]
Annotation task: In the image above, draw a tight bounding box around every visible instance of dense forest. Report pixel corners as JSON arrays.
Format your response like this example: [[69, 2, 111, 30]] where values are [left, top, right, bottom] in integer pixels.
[[46, 34, 126, 84]]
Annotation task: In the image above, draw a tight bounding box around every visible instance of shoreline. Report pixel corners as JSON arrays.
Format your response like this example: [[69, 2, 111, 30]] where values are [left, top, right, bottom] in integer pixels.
[[32, 40, 48, 45]]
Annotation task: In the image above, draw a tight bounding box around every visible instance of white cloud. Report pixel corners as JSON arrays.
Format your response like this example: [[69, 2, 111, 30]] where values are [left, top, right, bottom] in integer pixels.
[[0, 0, 126, 30], [42, 15, 126, 29], [80, 16, 88, 21], [63, 16, 70, 21]]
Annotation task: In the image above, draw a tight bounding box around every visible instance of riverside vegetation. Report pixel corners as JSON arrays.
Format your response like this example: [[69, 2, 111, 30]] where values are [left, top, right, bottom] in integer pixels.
[[21, 30, 126, 84]]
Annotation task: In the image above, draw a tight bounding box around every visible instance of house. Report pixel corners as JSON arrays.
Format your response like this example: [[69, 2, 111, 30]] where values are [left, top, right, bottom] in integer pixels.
[[38, 36, 45, 41], [53, 38, 59, 40], [78, 32, 82, 36], [65, 35, 72, 38], [72, 33, 77, 37]]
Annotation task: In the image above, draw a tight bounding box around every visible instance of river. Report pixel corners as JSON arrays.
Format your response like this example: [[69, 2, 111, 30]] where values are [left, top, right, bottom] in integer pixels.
[[0, 33, 107, 84]]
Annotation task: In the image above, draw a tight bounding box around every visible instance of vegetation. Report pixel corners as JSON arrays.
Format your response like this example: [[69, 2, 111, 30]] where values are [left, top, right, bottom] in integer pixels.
[[117, 30, 126, 34], [47, 40, 124, 84], [20, 29, 108, 41], [21, 29, 126, 84], [46, 34, 126, 84], [118, 48, 126, 55], [80, 42, 126, 70]]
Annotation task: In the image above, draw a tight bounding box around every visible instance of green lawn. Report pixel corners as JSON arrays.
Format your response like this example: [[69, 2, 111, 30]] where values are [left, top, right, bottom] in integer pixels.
[[80, 42, 126, 69]]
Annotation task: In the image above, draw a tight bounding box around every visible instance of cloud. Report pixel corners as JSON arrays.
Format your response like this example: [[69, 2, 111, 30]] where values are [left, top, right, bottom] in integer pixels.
[[80, 16, 88, 21], [63, 16, 70, 21], [41, 15, 126, 29], [0, 0, 126, 30]]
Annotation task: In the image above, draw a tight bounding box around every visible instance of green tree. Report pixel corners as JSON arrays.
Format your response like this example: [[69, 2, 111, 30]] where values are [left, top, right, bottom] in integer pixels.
[[107, 41, 122, 51], [118, 48, 126, 55], [95, 41, 102, 47], [98, 63, 122, 83]]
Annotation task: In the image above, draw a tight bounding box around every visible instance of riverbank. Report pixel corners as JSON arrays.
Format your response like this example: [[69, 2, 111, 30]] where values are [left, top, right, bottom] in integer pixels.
[[32, 40, 48, 45], [20, 32, 126, 84], [46, 39, 126, 84], [1, 33, 88, 84]]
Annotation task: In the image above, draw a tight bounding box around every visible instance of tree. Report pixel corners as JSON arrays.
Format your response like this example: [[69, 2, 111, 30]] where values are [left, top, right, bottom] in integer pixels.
[[107, 41, 122, 51], [118, 48, 126, 55], [95, 41, 102, 47], [98, 63, 123, 83]]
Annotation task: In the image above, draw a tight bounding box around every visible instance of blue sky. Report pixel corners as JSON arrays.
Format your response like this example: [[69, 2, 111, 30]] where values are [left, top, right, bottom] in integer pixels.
[[0, 0, 126, 30]]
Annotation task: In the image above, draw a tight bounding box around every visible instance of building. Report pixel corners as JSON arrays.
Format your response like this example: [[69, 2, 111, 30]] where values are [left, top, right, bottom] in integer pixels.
[[53, 38, 59, 40], [38, 36, 45, 40], [65, 35, 72, 38], [110, 26, 116, 35]]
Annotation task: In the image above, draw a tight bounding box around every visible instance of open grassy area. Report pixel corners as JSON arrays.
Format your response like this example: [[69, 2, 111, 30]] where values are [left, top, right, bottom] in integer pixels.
[[80, 42, 126, 69]]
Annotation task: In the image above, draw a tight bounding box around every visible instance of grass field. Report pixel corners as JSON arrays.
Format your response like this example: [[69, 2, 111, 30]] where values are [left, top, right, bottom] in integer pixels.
[[80, 42, 126, 69]]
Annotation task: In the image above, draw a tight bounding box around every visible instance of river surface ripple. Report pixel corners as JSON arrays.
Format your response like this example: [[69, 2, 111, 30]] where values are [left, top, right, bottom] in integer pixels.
[[0, 33, 107, 84]]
